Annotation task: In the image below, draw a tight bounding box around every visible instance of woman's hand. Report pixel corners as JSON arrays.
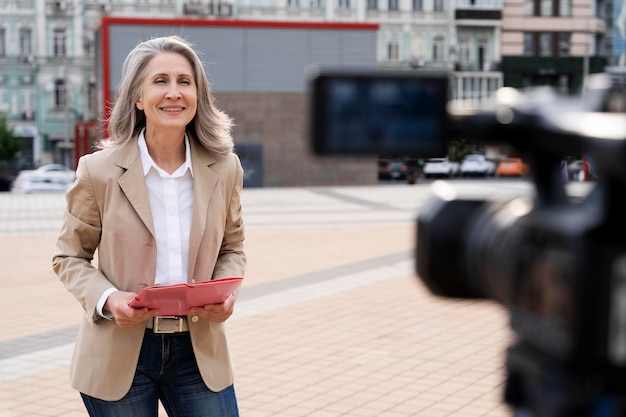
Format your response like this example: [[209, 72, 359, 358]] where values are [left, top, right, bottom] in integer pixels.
[[105, 291, 159, 328], [189, 294, 236, 323]]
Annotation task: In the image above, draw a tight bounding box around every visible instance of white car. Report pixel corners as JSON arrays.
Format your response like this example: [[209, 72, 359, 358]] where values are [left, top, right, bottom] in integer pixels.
[[16, 164, 76, 182], [422, 158, 460, 178], [460, 154, 496, 177], [11, 164, 76, 194], [11, 176, 74, 194]]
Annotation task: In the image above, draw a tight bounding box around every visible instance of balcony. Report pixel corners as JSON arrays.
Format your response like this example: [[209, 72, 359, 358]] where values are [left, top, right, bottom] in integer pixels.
[[237, 4, 325, 19], [456, 0, 501, 9], [456, 60, 500, 71], [0, 0, 34, 11], [455, 0, 501, 20], [21, 110, 35, 121], [284, 5, 325, 18], [47, 0, 73, 15], [0, 55, 37, 69], [183, 1, 233, 16], [91, 0, 176, 15]]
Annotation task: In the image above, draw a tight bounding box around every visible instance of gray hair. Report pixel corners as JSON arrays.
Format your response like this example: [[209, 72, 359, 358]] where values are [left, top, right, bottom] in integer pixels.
[[101, 35, 234, 157]]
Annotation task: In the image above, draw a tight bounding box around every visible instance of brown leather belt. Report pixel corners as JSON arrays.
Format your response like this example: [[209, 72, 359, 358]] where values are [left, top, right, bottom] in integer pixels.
[[146, 316, 189, 333]]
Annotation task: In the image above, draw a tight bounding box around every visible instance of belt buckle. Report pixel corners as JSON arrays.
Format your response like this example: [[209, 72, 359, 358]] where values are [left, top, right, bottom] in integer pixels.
[[153, 316, 184, 334]]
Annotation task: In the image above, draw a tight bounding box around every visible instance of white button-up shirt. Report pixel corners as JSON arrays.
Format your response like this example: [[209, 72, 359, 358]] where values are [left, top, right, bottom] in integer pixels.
[[97, 130, 194, 317], [137, 130, 194, 286]]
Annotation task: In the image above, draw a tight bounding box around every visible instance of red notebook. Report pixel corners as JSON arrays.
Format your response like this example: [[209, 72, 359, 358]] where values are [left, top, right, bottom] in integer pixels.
[[128, 277, 243, 316]]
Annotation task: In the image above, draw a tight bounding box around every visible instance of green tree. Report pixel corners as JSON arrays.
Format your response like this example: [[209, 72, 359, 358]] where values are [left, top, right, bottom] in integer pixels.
[[0, 113, 21, 169], [448, 138, 473, 162]]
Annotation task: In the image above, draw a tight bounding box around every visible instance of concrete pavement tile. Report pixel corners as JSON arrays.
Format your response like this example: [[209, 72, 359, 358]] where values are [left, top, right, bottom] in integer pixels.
[[0, 185, 518, 416], [0, 235, 82, 343], [228, 273, 512, 416], [243, 224, 414, 285]]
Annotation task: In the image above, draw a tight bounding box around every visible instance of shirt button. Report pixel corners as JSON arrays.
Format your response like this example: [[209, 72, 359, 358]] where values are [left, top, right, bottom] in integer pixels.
[[191, 315, 199, 323]]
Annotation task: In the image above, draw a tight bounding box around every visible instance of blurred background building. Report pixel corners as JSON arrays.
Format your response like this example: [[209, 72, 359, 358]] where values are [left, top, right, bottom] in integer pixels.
[[0, 0, 614, 186]]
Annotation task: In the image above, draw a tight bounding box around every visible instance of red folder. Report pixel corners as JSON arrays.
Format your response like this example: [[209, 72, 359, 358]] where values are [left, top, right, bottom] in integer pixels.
[[128, 277, 243, 316]]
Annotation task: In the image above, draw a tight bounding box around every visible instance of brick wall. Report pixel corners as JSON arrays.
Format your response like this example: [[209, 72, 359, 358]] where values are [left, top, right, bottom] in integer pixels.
[[217, 92, 377, 187]]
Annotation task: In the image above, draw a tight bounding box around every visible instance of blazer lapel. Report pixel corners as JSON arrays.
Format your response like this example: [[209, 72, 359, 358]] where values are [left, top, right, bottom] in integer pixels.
[[188, 138, 218, 280], [115, 139, 156, 238]]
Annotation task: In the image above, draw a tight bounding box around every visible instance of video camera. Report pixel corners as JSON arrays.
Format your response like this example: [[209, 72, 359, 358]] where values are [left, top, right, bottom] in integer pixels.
[[310, 70, 626, 417]]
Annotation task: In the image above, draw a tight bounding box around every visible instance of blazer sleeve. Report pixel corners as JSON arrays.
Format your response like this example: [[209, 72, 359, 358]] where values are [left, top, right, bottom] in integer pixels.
[[52, 154, 114, 326], [212, 153, 247, 280]]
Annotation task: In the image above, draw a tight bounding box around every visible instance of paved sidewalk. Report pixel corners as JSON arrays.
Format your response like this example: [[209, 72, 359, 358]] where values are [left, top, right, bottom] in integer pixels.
[[0, 184, 515, 417]]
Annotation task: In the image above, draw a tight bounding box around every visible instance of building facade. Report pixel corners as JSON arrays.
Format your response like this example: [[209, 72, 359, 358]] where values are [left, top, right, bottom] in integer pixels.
[[501, 0, 608, 92], [0, 0, 610, 184], [0, 0, 92, 170], [97, 18, 381, 186]]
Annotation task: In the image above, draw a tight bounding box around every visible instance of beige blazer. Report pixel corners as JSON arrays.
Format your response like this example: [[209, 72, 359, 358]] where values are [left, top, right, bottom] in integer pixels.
[[52, 135, 246, 401]]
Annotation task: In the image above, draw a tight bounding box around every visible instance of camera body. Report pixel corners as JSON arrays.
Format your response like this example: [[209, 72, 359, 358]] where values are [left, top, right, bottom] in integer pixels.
[[310, 71, 626, 416]]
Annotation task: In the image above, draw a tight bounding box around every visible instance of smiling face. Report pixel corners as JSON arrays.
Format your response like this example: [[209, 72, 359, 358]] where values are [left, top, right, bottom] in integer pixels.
[[136, 52, 198, 137]]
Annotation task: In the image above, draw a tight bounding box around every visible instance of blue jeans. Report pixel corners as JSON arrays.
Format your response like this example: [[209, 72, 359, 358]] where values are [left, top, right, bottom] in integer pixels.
[[81, 331, 239, 417]]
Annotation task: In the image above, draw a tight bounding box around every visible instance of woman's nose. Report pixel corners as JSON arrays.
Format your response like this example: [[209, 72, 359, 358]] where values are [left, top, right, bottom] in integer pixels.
[[165, 83, 181, 98]]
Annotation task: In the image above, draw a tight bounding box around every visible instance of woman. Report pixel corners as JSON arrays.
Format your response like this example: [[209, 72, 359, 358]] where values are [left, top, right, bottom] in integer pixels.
[[52, 35, 246, 417]]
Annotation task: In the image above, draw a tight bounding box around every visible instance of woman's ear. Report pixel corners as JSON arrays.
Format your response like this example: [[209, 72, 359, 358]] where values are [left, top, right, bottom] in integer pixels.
[[136, 101, 143, 111]]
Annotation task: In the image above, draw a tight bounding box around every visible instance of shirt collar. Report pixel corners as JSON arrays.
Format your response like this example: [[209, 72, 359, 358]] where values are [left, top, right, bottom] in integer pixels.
[[137, 129, 194, 178]]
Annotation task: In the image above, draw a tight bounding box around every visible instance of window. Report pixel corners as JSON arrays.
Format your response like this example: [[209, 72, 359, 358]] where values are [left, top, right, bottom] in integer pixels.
[[523, 33, 534, 56], [367, 0, 378, 9], [0, 89, 7, 112], [287, 0, 300, 6], [84, 34, 95, 58], [540, 0, 552, 15], [526, 0, 569, 16], [524, 32, 571, 57], [87, 82, 96, 116], [478, 41, 488, 70], [558, 32, 571, 56], [539, 32, 553, 56], [434, 0, 444, 12], [19, 28, 32, 60], [20, 89, 35, 119], [338, 0, 350, 8], [433, 36, 445, 61], [387, 41, 399, 61], [55, 79, 67, 109], [413, 0, 422, 10], [53, 28, 67, 57], [0, 28, 5, 57], [451, 33, 471, 65], [388, 0, 399, 10], [523, 32, 570, 56], [21, 89, 34, 109], [411, 34, 425, 61], [459, 39, 471, 65], [310, 0, 321, 7], [523, 0, 533, 15]]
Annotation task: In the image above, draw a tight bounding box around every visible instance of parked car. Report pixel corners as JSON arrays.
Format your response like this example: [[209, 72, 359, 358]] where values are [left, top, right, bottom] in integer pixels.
[[422, 158, 460, 179], [11, 175, 74, 194], [16, 164, 76, 182], [404, 158, 422, 184], [382, 160, 409, 180], [497, 157, 530, 177], [378, 159, 391, 180], [460, 154, 496, 177], [11, 164, 76, 194]]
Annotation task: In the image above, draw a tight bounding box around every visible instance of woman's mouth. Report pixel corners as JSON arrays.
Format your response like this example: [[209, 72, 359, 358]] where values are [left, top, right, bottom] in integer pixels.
[[161, 107, 184, 112]]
